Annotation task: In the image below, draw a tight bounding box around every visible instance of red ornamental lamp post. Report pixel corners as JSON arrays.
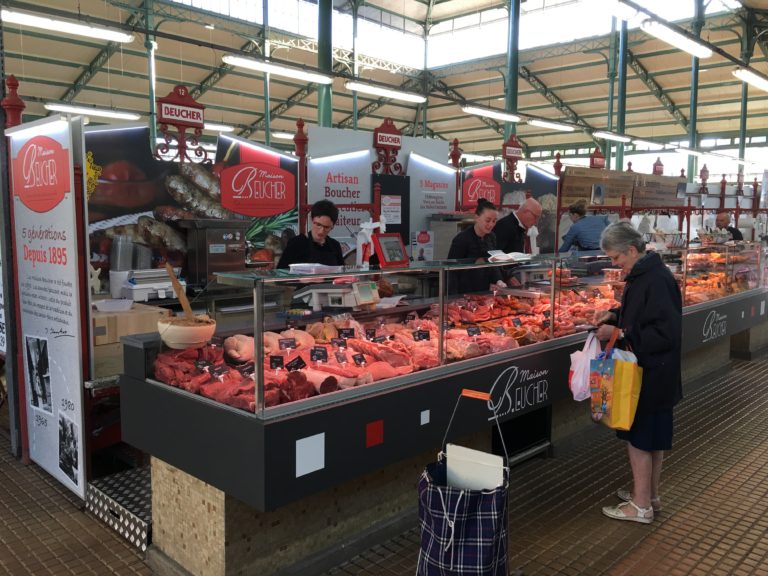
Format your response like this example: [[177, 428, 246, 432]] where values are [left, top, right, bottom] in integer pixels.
[[699, 164, 709, 193], [2, 75, 26, 128], [652, 157, 664, 176], [553, 152, 562, 177], [502, 134, 524, 182]]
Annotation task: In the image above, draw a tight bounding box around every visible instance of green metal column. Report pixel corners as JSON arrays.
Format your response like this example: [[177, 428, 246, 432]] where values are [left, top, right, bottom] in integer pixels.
[[615, 19, 628, 172], [317, 0, 333, 127], [144, 0, 157, 144], [352, 1, 359, 130], [687, 0, 705, 182], [605, 17, 618, 169], [263, 0, 271, 146], [504, 0, 521, 138], [738, 13, 755, 171]]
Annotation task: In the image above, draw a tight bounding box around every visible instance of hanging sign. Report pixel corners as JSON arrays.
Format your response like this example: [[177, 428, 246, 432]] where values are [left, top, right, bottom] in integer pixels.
[[156, 85, 205, 129], [7, 116, 86, 498]]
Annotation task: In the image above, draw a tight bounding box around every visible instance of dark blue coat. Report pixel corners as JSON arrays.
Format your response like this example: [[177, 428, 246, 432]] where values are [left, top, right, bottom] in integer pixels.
[[615, 251, 683, 413]]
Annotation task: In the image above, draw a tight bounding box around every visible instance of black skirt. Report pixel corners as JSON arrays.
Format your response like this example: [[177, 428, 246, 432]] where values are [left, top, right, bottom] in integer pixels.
[[616, 408, 674, 451]]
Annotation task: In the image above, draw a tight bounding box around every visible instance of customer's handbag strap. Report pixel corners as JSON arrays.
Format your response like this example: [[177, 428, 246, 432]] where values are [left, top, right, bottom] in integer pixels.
[[441, 389, 510, 463]]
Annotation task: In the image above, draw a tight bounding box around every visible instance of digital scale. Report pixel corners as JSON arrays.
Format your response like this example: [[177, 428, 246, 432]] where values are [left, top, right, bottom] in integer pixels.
[[292, 281, 380, 311], [121, 269, 186, 302]]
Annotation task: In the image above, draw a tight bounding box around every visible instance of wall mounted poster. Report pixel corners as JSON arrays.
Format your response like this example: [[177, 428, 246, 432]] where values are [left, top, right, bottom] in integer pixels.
[[7, 116, 86, 498]]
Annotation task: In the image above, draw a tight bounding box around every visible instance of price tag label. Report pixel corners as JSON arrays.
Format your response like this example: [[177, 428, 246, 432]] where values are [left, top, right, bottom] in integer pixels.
[[512, 318, 522, 327], [335, 351, 347, 364], [236, 362, 255, 377], [310, 346, 328, 362], [286, 355, 307, 372], [210, 365, 230, 380], [495, 326, 506, 336], [279, 338, 296, 350], [352, 353, 366, 366], [466, 326, 481, 336], [542, 319, 551, 329], [365, 328, 377, 340], [413, 330, 431, 341], [331, 338, 347, 348], [543, 310, 551, 318], [339, 328, 355, 339], [269, 356, 284, 370], [373, 335, 388, 344], [194, 360, 213, 372]]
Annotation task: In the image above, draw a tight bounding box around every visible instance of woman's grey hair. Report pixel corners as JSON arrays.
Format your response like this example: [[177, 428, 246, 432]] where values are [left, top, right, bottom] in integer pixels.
[[600, 221, 646, 253]]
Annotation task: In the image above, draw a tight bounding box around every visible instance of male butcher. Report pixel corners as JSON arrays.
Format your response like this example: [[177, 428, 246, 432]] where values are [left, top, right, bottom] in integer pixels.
[[493, 197, 543, 254]]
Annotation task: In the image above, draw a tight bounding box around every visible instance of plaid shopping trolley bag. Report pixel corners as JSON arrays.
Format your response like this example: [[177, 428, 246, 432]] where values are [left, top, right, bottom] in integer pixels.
[[417, 389, 510, 576]]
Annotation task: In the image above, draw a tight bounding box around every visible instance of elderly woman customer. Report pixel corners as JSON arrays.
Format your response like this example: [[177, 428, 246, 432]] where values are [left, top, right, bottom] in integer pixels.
[[594, 222, 682, 523]]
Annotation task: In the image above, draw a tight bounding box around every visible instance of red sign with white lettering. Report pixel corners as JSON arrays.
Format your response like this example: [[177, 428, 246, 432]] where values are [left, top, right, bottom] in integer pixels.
[[220, 162, 296, 217], [11, 135, 71, 213], [462, 176, 500, 208], [156, 85, 205, 129]]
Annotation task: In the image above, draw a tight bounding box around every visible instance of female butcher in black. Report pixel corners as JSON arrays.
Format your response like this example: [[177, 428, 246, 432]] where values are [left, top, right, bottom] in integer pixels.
[[447, 198, 505, 294], [277, 200, 344, 269]]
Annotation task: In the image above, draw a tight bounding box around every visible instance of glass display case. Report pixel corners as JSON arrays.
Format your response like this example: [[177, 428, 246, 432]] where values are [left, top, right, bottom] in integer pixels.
[[684, 242, 761, 305], [148, 258, 614, 417]]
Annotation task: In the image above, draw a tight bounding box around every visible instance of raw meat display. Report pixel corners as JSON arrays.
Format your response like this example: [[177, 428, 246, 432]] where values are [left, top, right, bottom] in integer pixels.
[[152, 286, 622, 411]]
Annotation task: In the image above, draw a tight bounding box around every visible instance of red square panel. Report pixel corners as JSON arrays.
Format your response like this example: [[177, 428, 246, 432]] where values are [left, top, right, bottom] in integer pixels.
[[366, 419, 384, 448]]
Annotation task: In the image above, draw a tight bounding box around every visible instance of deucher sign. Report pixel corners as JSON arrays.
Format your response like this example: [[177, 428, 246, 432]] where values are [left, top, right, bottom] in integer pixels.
[[376, 132, 401, 147], [158, 102, 204, 127]]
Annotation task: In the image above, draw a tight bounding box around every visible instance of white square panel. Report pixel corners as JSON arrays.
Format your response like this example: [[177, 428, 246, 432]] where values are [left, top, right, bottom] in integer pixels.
[[296, 433, 325, 478], [420, 410, 430, 426]]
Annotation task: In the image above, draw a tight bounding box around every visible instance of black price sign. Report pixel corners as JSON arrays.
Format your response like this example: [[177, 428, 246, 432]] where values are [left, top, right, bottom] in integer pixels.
[[279, 338, 296, 350], [310, 346, 328, 362], [194, 360, 213, 372], [365, 328, 377, 340], [512, 318, 522, 327], [352, 353, 366, 366], [210, 365, 230, 380], [543, 310, 551, 317], [339, 328, 355, 339], [335, 351, 347, 364], [286, 355, 307, 372], [236, 363, 255, 377], [373, 335, 388, 344], [331, 338, 347, 348], [269, 356, 284, 370], [495, 326, 506, 336], [413, 330, 431, 341], [542, 319, 551, 329], [466, 326, 481, 336]]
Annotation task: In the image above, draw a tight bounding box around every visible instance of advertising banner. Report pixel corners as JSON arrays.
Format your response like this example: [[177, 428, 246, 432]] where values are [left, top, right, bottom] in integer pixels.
[[560, 166, 634, 207], [632, 174, 687, 208], [460, 162, 503, 210], [307, 150, 373, 238], [407, 152, 455, 231], [7, 116, 86, 497]]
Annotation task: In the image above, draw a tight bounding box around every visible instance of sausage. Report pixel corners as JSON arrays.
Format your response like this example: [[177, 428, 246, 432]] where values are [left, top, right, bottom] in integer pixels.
[[153, 205, 196, 222], [103, 224, 146, 244], [165, 175, 239, 219], [180, 163, 220, 200], [137, 216, 187, 253]]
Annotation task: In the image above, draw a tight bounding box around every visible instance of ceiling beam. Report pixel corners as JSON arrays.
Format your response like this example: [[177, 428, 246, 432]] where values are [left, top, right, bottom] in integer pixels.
[[431, 78, 529, 155], [190, 39, 259, 100], [239, 62, 348, 139], [336, 74, 425, 129], [518, 66, 601, 148], [57, 9, 144, 104], [626, 49, 688, 130]]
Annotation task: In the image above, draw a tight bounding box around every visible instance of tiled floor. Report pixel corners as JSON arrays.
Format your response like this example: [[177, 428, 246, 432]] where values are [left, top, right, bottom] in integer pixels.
[[2, 356, 768, 575]]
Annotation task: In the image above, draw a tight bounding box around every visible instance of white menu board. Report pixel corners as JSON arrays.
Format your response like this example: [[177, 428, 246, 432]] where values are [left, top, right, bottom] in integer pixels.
[[7, 116, 86, 498]]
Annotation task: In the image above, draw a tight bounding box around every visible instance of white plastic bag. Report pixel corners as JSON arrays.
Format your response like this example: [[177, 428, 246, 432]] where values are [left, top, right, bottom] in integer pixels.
[[568, 332, 601, 401]]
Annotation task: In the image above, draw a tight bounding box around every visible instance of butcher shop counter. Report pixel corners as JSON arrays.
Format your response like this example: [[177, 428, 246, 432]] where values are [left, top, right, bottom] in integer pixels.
[[117, 259, 768, 575]]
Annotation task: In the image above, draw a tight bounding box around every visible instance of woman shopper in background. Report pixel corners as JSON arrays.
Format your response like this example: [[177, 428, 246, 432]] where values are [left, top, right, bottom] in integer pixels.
[[594, 221, 682, 523]]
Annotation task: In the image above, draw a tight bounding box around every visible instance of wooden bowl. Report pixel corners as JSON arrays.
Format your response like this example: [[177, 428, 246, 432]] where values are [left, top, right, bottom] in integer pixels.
[[157, 316, 216, 349]]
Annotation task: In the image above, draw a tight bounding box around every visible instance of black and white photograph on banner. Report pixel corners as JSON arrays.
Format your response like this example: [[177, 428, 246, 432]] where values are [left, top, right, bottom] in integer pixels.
[[58, 413, 80, 486], [25, 335, 52, 414]]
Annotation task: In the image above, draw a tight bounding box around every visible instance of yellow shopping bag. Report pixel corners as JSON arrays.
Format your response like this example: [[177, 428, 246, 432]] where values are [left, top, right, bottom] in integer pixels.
[[589, 328, 643, 431]]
